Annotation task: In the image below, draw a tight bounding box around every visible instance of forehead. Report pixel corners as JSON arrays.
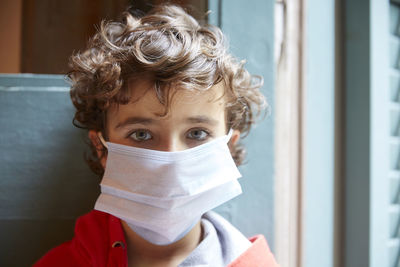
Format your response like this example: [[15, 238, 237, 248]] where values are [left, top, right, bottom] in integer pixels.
[[106, 79, 227, 123]]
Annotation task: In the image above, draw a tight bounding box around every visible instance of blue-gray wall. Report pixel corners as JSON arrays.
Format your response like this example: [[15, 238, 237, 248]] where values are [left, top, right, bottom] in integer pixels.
[[0, 74, 99, 266], [302, 0, 336, 266], [209, 0, 275, 248]]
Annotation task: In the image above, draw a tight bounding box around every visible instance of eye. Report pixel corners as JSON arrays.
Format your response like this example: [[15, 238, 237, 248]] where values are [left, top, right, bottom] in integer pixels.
[[186, 129, 210, 141], [130, 129, 152, 142]]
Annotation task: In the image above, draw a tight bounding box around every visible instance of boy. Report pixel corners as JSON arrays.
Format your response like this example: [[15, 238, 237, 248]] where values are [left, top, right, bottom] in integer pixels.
[[35, 4, 278, 267]]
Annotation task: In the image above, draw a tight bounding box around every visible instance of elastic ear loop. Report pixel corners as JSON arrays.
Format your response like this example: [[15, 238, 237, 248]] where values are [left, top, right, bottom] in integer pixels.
[[97, 132, 109, 149], [227, 128, 234, 140], [225, 128, 235, 145]]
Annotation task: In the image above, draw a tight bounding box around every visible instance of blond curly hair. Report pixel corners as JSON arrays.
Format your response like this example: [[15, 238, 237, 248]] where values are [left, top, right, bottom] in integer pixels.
[[68, 4, 266, 176]]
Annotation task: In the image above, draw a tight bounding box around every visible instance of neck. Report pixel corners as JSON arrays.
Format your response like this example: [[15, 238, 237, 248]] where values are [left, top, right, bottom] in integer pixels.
[[121, 220, 202, 266]]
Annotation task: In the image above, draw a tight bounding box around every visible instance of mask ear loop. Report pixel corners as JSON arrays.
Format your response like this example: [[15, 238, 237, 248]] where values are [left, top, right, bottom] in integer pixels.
[[97, 132, 109, 149], [226, 128, 234, 140]]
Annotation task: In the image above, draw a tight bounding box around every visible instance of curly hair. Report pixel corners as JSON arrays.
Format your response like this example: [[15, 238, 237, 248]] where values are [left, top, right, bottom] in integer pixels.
[[68, 4, 267, 176]]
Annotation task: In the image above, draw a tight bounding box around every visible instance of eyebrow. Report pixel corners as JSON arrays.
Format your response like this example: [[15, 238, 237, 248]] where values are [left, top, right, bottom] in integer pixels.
[[115, 117, 156, 129], [186, 116, 219, 126], [115, 115, 219, 129]]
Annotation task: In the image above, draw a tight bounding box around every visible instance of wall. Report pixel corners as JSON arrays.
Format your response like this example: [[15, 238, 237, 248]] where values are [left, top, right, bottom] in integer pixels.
[[0, 74, 100, 266], [209, 0, 276, 247]]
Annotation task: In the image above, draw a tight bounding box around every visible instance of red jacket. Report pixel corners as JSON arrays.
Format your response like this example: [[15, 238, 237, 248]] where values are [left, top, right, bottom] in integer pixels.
[[34, 210, 279, 267]]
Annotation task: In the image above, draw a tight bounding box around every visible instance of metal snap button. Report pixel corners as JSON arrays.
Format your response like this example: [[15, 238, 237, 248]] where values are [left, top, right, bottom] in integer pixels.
[[112, 241, 125, 249]]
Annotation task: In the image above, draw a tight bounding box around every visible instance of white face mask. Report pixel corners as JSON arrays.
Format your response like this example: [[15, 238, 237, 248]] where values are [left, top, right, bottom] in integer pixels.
[[94, 130, 242, 245]]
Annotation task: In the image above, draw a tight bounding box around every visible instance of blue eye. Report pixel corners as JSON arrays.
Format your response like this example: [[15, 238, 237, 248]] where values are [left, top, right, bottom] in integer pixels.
[[187, 129, 209, 141], [130, 129, 152, 141]]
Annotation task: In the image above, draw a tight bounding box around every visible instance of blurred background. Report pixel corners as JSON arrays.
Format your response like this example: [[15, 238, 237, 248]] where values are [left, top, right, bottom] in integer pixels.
[[0, 0, 396, 267], [0, 0, 207, 74]]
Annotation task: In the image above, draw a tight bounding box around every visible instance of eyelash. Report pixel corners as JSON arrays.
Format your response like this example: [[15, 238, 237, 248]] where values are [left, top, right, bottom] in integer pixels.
[[186, 128, 211, 141], [128, 129, 153, 142], [127, 128, 212, 143]]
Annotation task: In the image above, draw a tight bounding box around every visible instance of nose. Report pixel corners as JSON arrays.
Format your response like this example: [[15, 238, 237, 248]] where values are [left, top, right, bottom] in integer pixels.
[[158, 136, 186, 152]]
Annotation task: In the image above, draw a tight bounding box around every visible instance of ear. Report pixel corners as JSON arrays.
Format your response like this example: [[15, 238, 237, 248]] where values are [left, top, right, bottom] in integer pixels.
[[88, 130, 107, 168], [228, 129, 241, 149]]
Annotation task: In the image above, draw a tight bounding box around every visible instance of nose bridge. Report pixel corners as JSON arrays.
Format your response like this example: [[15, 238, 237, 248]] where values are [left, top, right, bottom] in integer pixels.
[[160, 132, 185, 152]]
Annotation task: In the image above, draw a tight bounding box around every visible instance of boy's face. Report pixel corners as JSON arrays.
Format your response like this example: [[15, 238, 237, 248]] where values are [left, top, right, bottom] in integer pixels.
[[102, 79, 233, 152]]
